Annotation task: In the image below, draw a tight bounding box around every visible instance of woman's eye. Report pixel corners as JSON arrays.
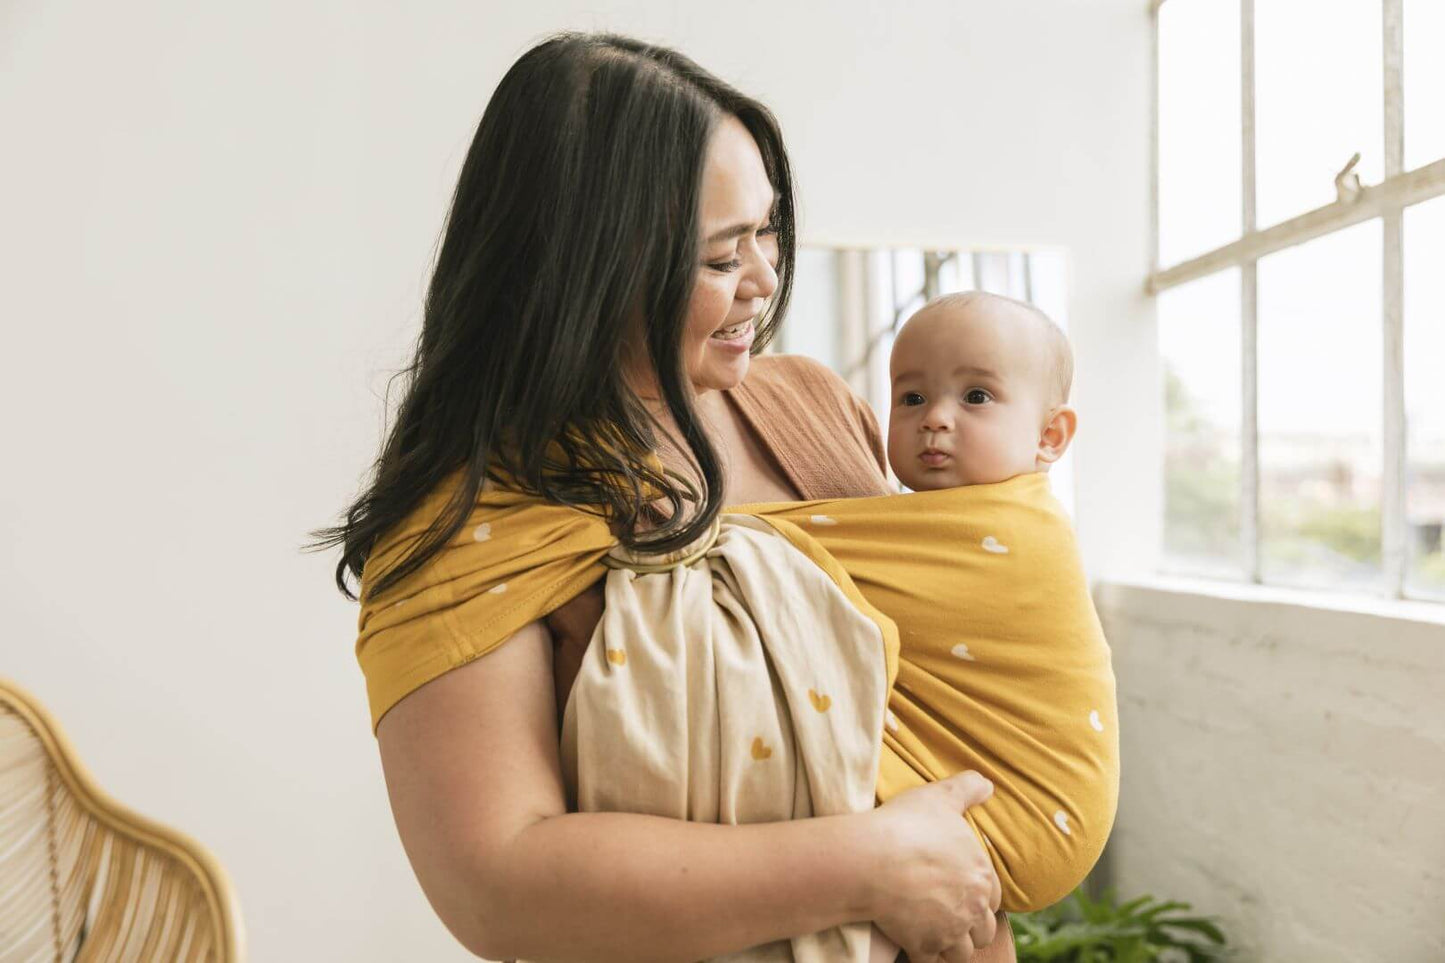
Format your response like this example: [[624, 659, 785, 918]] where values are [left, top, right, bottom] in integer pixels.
[[708, 258, 743, 273], [902, 392, 925, 406], [965, 389, 992, 405], [758, 220, 779, 236]]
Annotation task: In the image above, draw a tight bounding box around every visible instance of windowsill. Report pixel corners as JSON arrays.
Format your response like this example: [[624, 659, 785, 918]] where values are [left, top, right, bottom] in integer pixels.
[[1094, 572, 1445, 628]]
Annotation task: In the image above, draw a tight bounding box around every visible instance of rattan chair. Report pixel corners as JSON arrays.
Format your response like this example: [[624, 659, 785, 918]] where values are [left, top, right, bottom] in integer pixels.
[[0, 677, 244, 962]]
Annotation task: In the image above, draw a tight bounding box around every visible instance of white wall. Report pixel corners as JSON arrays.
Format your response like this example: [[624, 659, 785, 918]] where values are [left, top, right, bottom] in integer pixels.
[[0, 2, 1153, 958], [1096, 579, 1445, 961]]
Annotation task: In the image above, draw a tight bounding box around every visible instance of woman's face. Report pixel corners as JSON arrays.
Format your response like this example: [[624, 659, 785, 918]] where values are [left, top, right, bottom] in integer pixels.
[[635, 115, 780, 399]]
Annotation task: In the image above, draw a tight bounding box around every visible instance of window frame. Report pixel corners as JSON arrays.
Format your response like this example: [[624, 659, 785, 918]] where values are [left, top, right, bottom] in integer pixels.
[[1150, 0, 1445, 599]]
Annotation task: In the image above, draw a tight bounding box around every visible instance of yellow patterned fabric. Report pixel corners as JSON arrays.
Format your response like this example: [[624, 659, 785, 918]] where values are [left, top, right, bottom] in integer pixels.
[[357, 469, 1118, 913]]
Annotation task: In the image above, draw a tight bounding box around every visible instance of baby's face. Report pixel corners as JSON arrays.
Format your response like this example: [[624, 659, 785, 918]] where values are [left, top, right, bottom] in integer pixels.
[[887, 302, 1056, 491]]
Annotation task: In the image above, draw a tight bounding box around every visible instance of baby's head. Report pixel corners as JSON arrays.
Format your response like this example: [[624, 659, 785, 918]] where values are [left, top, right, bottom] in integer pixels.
[[887, 291, 1077, 492]]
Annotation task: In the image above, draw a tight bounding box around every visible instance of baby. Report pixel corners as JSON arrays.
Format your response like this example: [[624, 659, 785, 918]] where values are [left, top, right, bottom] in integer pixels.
[[866, 290, 1089, 962], [886, 290, 1077, 493]]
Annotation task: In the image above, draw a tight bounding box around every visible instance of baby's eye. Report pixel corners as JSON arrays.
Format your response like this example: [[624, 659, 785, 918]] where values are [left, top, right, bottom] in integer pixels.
[[901, 391, 926, 406], [964, 388, 993, 405]]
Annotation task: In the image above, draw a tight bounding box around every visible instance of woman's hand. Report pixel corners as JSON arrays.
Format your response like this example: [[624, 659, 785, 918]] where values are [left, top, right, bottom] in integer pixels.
[[866, 771, 1002, 962]]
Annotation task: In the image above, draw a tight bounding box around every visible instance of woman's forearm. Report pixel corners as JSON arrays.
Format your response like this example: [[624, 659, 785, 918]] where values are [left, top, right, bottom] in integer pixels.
[[481, 808, 880, 963]]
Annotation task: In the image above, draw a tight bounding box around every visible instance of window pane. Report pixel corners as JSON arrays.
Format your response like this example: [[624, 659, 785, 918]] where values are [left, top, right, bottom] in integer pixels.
[[1258, 219, 1383, 591], [1158, 0, 1242, 266], [1160, 269, 1243, 575], [1405, 196, 1445, 599], [1256, 0, 1382, 228], [1405, 0, 1445, 171]]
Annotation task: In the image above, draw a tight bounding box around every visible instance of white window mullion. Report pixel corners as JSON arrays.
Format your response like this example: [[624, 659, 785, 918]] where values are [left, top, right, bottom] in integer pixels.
[[1241, 0, 1261, 582], [1242, 264, 1259, 582], [1149, 0, 1161, 278], [1384, 212, 1405, 595], [1148, 158, 1445, 292], [1382, 0, 1406, 596]]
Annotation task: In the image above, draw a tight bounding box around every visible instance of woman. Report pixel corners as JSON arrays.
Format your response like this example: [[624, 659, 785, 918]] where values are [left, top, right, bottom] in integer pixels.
[[317, 33, 1014, 963]]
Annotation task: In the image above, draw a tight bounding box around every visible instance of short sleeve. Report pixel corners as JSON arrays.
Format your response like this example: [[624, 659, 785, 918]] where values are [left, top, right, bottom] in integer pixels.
[[356, 474, 615, 733], [787, 353, 890, 477]]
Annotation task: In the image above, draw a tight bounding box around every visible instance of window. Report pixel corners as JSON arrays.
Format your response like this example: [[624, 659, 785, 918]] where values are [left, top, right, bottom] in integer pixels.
[[1256, 222, 1383, 591], [1152, 0, 1445, 601]]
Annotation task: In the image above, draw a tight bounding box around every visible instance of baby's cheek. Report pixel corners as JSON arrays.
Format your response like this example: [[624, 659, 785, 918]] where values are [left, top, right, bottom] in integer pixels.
[[885, 427, 910, 474], [888, 446, 928, 491], [1004, 422, 1043, 475], [967, 428, 1030, 484]]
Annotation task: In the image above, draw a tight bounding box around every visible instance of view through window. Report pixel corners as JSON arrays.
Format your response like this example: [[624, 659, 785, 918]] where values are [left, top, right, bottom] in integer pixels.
[[1154, 0, 1445, 600]]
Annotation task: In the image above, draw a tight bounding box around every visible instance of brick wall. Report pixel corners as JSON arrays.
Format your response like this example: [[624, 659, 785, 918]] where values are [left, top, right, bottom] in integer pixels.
[[1093, 579, 1445, 961]]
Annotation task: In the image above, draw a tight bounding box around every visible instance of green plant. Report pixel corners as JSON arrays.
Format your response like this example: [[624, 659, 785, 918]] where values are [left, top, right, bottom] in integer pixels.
[[1010, 887, 1230, 962]]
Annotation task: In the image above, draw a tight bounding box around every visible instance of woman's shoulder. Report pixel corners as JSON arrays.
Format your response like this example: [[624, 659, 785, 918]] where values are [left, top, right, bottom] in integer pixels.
[[744, 351, 850, 395], [357, 470, 616, 733], [740, 352, 871, 427], [733, 353, 893, 498]]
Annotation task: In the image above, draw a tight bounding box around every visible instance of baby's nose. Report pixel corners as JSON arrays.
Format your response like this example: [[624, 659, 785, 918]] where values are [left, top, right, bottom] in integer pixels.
[[921, 408, 954, 432]]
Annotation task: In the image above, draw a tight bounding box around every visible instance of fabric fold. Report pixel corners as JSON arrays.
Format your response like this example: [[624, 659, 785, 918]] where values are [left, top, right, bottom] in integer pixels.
[[556, 514, 896, 963]]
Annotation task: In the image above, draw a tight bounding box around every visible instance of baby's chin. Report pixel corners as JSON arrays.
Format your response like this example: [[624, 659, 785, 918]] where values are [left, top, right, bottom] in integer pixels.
[[895, 463, 1030, 491], [896, 470, 959, 492]]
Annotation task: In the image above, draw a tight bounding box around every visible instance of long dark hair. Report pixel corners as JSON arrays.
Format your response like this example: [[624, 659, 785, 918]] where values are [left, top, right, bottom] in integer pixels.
[[309, 32, 797, 602]]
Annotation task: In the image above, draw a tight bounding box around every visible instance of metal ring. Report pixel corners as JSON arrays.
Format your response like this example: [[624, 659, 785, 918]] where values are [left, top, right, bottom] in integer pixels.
[[600, 514, 722, 573]]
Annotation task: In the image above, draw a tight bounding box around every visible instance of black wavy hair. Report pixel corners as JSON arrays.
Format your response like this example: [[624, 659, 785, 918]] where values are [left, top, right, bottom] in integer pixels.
[[308, 32, 797, 602]]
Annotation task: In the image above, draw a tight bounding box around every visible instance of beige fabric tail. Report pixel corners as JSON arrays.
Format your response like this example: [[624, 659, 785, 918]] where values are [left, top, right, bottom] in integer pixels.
[[558, 514, 891, 963]]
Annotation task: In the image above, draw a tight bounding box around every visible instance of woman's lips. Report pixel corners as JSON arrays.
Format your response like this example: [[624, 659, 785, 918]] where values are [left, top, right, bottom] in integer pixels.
[[919, 450, 952, 467], [708, 318, 755, 353]]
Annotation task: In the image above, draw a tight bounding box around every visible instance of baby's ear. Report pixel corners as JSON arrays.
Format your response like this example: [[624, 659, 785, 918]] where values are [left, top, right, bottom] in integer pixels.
[[1037, 405, 1078, 466]]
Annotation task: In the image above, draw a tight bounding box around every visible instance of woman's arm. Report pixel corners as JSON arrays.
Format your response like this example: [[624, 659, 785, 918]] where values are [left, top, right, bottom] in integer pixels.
[[378, 618, 1000, 963]]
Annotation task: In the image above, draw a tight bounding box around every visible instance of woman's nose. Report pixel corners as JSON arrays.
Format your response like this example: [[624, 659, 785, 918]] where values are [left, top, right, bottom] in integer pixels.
[[739, 239, 779, 301]]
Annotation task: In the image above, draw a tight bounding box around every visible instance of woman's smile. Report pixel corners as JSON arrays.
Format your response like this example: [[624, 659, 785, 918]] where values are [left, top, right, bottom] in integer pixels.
[[708, 317, 755, 352]]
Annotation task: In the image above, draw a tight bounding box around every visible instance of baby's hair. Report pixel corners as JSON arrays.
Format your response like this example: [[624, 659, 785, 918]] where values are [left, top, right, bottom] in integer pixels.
[[918, 291, 1073, 407]]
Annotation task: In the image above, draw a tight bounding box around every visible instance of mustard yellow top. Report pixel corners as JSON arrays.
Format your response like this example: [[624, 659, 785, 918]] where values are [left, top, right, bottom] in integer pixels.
[[356, 470, 1118, 911]]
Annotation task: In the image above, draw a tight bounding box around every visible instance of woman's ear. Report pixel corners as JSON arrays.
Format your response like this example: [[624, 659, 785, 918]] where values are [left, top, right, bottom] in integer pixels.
[[1036, 405, 1078, 466]]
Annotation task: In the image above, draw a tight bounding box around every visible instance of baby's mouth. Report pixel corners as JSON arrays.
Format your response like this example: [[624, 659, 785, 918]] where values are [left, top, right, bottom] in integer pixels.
[[919, 448, 953, 467]]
